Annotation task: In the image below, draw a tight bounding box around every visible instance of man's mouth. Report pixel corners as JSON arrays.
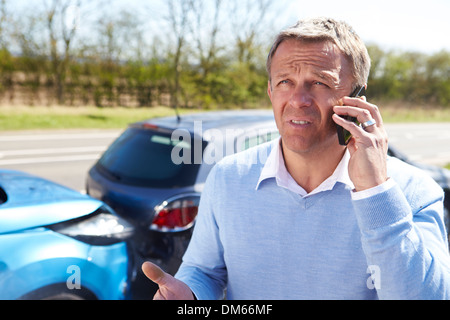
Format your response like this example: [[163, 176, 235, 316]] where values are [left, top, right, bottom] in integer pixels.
[[291, 120, 311, 125]]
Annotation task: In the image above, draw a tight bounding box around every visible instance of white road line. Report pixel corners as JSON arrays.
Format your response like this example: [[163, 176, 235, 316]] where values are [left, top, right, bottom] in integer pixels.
[[0, 154, 101, 166], [0, 146, 106, 158], [0, 132, 120, 142]]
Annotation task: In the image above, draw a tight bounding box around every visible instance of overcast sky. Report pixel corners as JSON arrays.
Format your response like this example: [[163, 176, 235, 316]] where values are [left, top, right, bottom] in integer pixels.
[[281, 0, 450, 54], [144, 0, 450, 54], [12, 0, 450, 55]]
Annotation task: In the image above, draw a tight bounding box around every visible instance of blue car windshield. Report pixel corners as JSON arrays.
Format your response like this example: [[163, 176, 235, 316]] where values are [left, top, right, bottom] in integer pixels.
[[97, 128, 206, 188]]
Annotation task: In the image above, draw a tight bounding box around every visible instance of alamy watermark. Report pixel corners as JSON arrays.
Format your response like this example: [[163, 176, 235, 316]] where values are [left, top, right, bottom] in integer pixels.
[[66, 265, 81, 290], [170, 121, 277, 166], [367, 265, 381, 290]]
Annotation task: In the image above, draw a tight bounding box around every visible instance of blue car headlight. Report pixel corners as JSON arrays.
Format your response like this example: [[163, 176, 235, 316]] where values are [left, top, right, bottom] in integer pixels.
[[48, 206, 134, 246]]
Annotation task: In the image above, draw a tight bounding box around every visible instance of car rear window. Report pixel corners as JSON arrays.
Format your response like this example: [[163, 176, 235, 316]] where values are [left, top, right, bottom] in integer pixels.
[[96, 127, 206, 188]]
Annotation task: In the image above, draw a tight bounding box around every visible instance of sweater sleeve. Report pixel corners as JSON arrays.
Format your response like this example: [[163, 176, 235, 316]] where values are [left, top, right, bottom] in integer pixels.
[[174, 165, 227, 300], [353, 172, 450, 299]]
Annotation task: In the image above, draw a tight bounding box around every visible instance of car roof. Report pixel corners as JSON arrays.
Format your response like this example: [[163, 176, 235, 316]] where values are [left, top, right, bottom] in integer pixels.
[[132, 109, 276, 134]]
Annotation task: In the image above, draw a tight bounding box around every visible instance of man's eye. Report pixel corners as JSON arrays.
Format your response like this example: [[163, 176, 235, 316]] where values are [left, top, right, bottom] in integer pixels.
[[314, 81, 330, 88]]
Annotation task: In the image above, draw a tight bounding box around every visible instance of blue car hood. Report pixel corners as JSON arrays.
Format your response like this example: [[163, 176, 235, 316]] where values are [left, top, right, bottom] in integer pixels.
[[0, 170, 101, 234]]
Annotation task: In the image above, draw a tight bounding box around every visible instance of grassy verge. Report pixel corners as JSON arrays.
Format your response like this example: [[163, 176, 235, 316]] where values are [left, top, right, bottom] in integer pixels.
[[380, 105, 450, 123], [1, 103, 449, 131], [0, 105, 199, 131]]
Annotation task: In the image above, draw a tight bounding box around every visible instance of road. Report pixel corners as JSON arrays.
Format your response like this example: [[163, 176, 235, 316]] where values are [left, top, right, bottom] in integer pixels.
[[384, 123, 450, 166], [0, 129, 123, 192], [1, 123, 450, 192]]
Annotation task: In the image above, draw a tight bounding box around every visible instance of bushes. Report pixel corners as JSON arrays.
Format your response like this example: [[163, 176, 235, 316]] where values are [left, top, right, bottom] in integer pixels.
[[367, 45, 450, 107], [0, 45, 449, 109]]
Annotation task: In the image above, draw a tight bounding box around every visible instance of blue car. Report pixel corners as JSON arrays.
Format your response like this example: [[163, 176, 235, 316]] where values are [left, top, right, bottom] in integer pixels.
[[0, 169, 133, 300]]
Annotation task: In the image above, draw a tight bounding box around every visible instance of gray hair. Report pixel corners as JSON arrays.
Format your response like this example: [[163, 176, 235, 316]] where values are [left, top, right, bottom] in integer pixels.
[[267, 17, 371, 90]]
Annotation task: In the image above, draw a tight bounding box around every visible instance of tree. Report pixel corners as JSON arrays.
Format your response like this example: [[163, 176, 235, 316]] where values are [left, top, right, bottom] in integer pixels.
[[165, 0, 193, 110], [426, 51, 450, 106], [43, 0, 82, 104], [189, 0, 223, 78], [228, 0, 274, 66]]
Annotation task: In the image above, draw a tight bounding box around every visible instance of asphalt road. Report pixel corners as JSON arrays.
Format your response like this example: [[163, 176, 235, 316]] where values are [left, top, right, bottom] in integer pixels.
[[1, 123, 450, 192], [384, 123, 450, 166], [0, 129, 123, 192]]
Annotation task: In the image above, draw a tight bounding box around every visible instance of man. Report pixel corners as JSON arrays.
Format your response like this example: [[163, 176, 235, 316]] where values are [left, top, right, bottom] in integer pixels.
[[142, 17, 450, 299]]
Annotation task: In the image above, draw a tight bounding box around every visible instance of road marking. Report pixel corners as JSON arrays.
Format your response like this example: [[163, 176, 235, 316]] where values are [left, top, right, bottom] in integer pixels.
[[0, 146, 106, 158], [0, 154, 101, 166], [409, 152, 450, 166], [0, 132, 120, 142]]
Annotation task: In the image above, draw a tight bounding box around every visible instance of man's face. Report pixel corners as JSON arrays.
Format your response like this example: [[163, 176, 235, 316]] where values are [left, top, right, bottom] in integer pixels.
[[268, 39, 354, 156]]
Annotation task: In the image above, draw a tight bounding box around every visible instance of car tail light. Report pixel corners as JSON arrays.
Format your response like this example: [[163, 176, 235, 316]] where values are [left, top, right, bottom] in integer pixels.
[[48, 206, 134, 246], [151, 194, 200, 232]]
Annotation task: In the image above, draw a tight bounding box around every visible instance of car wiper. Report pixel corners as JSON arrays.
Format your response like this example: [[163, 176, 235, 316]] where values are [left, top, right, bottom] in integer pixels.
[[0, 187, 7, 205], [97, 164, 122, 181], [108, 170, 122, 181]]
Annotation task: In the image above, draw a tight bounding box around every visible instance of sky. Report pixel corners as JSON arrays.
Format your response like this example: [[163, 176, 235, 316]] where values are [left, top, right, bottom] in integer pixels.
[[142, 0, 450, 54], [281, 0, 450, 54], [11, 0, 450, 55]]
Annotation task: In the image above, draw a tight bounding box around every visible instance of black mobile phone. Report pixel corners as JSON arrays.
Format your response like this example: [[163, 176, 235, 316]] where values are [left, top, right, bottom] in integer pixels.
[[336, 85, 366, 146]]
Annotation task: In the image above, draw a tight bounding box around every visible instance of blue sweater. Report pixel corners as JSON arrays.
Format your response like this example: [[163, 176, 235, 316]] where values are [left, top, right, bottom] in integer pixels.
[[175, 141, 450, 299]]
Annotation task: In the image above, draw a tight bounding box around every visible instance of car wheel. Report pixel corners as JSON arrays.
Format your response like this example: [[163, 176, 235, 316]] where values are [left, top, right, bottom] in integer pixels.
[[19, 283, 97, 300], [42, 293, 85, 300]]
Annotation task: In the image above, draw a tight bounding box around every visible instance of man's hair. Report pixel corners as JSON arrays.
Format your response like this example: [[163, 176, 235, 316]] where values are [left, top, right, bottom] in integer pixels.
[[266, 17, 371, 90]]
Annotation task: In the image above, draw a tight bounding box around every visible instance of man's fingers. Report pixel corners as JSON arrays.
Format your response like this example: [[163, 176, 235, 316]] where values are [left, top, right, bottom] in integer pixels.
[[141, 261, 195, 300], [142, 261, 168, 286], [340, 97, 383, 125]]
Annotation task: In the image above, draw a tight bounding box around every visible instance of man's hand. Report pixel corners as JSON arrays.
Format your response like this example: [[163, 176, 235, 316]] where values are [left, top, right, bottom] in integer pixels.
[[141, 261, 195, 300], [333, 96, 389, 192]]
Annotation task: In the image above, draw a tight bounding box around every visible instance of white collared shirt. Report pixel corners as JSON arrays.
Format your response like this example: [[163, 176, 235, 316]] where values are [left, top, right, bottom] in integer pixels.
[[256, 138, 394, 199]]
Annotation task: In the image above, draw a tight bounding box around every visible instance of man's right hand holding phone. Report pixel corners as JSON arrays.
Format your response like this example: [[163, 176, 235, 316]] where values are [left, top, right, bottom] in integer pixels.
[[336, 85, 366, 146], [332, 90, 389, 192]]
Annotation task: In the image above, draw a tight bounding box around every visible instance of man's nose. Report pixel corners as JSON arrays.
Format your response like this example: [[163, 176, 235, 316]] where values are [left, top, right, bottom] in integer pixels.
[[289, 85, 313, 108]]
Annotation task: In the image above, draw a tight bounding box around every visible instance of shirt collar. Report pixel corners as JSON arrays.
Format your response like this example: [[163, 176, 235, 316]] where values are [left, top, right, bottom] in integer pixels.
[[256, 138, 354, 197]]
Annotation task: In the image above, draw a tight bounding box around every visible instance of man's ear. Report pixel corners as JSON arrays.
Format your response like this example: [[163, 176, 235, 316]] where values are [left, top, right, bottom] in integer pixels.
[[267, 81, 272, 101]]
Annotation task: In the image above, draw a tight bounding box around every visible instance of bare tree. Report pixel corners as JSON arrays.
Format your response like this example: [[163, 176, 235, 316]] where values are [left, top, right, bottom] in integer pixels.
[[0, 0, 8, 49], [189, 0, 223, 78], [165, 0, 193, 110], [228, 0, 274, 65], [43, 0, 81, 104], [96, 10, 144, 64]]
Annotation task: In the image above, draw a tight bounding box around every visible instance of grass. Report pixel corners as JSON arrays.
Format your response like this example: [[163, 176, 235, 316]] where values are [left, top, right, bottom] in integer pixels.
[[380, 104, 450, 123], [1, 102, 450, 130], [0, 105, 199, 131], [1, 103, 450, 131]]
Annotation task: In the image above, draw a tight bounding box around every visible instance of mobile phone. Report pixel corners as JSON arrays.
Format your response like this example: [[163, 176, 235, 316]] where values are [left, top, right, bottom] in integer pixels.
[[336, 85, 366, 146]]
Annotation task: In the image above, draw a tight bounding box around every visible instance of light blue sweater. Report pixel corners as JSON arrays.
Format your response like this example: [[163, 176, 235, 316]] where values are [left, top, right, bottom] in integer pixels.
[[175, 140, 450, 299]]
